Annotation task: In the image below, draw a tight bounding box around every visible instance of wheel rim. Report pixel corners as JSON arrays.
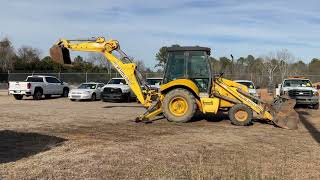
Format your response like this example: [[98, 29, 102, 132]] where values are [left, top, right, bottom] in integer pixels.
[[235, 110, 248, 122], [169, 97, 188, 117], [92, 94, 96, 101]]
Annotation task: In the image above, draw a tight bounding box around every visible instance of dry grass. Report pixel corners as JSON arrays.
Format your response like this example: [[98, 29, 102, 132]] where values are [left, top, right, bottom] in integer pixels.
[[0, 94, 319, 179]]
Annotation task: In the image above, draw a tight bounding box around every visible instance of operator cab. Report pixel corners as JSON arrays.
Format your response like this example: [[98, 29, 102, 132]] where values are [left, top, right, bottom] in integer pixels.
[[164, 46, 211, 93]]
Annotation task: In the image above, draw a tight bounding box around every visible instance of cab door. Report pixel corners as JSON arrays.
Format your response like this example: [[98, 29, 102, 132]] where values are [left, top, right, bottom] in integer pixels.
[[45, 77, 63, 95], [45, 77, 55, 94]]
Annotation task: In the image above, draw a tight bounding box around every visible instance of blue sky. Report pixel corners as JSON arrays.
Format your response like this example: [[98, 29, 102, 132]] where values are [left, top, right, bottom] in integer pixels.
[[0, 0, 319, 67]]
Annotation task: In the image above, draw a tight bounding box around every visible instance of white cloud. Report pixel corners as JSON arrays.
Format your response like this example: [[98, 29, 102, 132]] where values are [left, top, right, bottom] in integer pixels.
[[0, 0, 319, 67]]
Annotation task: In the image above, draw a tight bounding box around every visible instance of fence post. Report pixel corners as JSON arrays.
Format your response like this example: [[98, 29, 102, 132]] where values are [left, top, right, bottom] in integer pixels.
[[85, 72, 88, 83], [7, 70, 10, 95]]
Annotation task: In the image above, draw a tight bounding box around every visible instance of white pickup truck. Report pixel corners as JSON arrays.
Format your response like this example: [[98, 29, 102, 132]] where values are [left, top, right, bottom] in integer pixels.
[[276, 77, 319, 109], [9, 75, 69, 100]]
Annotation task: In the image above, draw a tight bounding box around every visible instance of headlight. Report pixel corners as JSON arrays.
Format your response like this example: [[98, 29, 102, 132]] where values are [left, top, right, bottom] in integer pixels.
[[122, 89, 130, 93], [313, 91, 319, 96]]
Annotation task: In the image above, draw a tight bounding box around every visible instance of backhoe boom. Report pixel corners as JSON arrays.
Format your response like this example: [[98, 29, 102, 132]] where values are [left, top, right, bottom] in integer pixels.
[[51, 37, 152, 107]]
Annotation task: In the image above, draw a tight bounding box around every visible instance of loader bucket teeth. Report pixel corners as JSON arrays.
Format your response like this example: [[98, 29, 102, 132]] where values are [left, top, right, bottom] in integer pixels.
[[271, 98, 299, 130], [50, 45, 72, 65]]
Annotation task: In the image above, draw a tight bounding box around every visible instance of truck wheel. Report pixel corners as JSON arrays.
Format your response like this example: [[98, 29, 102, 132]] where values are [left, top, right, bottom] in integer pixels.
[[228, 104, 253, 126], [13, 94, 23, 100], [126, 94, 131, 102], [91, 93, 96, 101], [33, 90, 43, 100], [162, 88, 196, 123], [62, 88, 69, 97], [313, 103, 319, 110]]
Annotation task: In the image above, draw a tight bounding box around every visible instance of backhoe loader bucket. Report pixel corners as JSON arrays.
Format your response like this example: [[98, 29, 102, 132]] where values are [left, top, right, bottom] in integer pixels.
[[50, 45, 72, 65], [270, 98, 299, 130]]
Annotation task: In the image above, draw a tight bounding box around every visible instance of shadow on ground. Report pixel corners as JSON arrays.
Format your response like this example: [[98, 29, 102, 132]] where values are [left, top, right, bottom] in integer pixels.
[[22, 96, 63, 101], [0, 130, 67, 163], [297, 111, 320, 144], [103, 105, 143, 108]]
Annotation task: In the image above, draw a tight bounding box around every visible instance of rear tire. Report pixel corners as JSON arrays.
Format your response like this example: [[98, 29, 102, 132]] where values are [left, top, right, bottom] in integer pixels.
[[33, 90, 43, 100], [13, 94, 23, 100], [313, 103, 319, 110], [70, 99, 76, 101], [228, 104, 253, 126], [162, 88, 196, 123]]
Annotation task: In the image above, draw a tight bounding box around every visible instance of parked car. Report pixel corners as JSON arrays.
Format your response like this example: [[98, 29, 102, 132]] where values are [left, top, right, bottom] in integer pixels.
[[234, 80, 259, 97], [276, 76, 319, 109], [145, 78, 163, 91], [68, 82, 105, 101], [9, 75, 69, 100], [101, 78, 136, 102]]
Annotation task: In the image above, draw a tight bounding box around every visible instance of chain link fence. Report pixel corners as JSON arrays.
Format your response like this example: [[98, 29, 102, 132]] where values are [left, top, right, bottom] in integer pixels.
[[0, 72, 163, 87], [1, 72, 320, 90]]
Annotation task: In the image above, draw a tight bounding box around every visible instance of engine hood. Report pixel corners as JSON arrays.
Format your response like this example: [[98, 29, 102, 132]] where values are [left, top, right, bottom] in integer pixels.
[[103, 84, 130, 90], [70, 89, 95, 94]]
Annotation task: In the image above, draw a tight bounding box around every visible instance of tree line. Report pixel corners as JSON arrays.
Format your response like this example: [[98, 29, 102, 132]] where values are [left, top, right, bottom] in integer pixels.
[[1, 37, 320, 86], [0, 37, 155, 74]]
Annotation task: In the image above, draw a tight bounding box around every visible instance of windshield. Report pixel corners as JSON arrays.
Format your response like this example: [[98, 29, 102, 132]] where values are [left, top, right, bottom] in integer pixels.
[[187, 51, 209, 78], [108, 79, 127, 85], [26, 77, 43, 82], [78, 84, 97, 89], [283, 79, 312, 87], [147, 79, 162, 86], [237, 81, 255, 89]]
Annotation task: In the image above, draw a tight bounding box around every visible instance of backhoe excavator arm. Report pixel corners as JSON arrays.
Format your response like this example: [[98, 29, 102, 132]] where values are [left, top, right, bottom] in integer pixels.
[[50, 37, 152, 107]]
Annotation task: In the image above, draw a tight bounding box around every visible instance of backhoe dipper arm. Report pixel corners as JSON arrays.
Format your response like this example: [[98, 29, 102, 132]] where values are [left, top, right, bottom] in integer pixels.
[[53, 37, 150, 107]]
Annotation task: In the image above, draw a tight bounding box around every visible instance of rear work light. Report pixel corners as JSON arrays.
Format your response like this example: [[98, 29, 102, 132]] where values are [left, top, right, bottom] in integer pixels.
[[27, 83, 31, 89]]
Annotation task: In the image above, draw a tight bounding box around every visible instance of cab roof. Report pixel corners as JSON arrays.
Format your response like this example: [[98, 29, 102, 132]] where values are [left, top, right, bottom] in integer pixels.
[[287, 76, 307, 79], [234, 80, 254, 83], [167, 46, 211, 55]]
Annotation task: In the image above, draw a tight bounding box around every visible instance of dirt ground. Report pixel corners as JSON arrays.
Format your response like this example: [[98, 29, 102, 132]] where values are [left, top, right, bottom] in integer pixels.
[[0, 92, 319, 179]]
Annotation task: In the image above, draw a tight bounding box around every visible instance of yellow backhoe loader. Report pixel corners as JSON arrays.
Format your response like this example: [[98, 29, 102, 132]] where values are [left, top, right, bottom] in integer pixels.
[[50, 37, 299, 129]]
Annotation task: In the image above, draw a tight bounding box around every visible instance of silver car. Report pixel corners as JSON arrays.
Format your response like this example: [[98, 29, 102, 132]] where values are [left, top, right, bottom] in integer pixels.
[[234, 80, 258, 97], [69, 82, 105, 101]]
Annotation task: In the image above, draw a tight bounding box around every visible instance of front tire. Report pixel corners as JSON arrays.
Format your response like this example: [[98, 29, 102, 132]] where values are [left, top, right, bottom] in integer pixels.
[[123, 93, 130, 102], [91, 93, 96, 101], [228, 104, 253, 126], [62, 88, 69, 97], [313, 103, 319, 110], [13, 94, 23, 100], [162, 88, 196, 123]]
